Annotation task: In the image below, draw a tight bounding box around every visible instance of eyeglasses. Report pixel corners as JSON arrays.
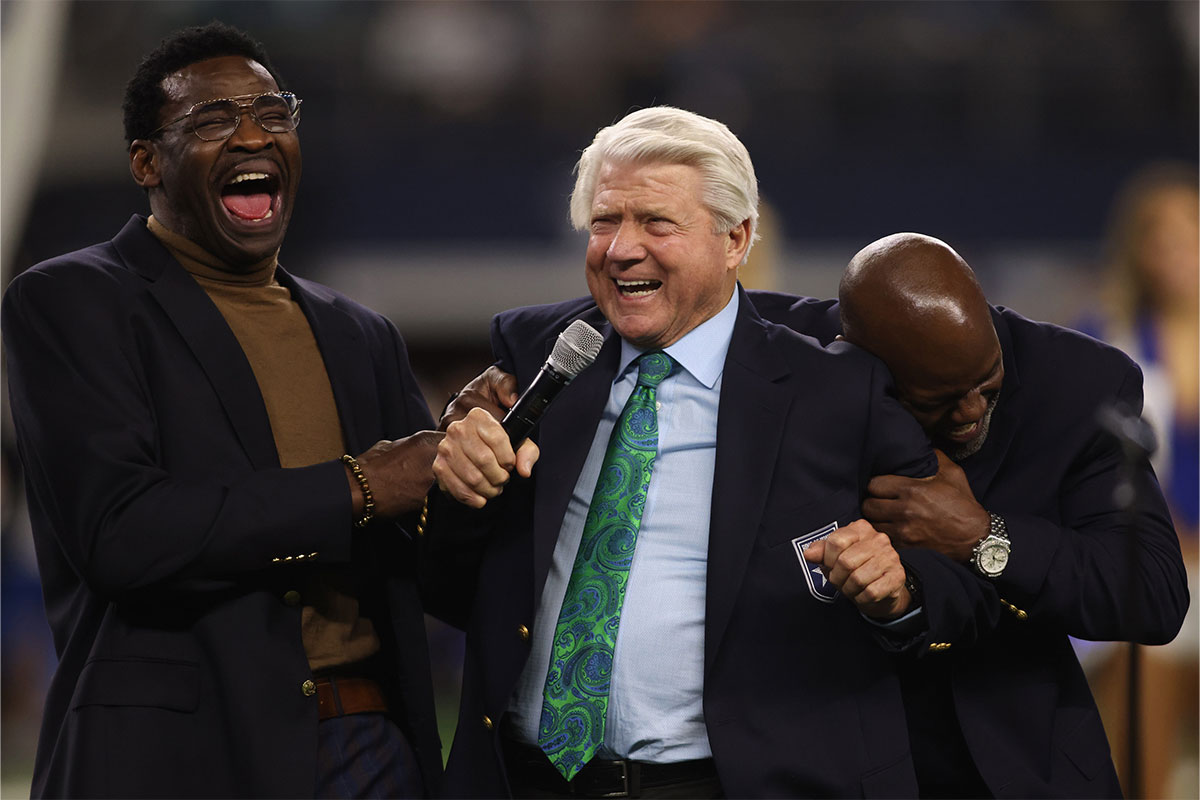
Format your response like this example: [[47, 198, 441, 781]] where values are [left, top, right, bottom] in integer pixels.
[[148, 91, 302, 142]]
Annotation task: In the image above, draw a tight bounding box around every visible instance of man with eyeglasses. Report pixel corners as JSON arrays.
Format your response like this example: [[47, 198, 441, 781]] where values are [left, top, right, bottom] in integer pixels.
[[3, 21, 442, 798]]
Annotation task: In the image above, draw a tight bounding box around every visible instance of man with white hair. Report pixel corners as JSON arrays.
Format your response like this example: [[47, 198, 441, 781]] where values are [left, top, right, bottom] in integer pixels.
[[426, 108, 992, 798]]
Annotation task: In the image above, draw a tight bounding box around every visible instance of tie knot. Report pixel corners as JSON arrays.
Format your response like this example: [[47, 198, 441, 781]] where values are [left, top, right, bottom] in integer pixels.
[[635, 351, 674, 388]]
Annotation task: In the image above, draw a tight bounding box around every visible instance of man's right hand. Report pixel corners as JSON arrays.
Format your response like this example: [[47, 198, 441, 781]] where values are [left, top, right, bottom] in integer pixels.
[[433, 407, 540, 508], [862, 449, 989, 562], [439, 366, 519, 431], [351, 431, 444, 517]]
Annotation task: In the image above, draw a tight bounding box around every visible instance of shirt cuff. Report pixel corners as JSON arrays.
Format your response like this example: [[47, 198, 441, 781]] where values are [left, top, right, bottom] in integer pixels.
[[862, 605, 925, 637]]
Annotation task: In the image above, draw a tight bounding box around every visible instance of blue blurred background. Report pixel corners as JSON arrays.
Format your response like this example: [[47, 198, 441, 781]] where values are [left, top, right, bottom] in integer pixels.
[[2, 1, 1196, 796]]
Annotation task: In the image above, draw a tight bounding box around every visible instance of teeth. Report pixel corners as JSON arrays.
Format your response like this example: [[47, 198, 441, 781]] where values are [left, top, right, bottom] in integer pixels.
[[950, 422, 977, 436], [230, 172, 270, 184], [616, 279, 659, 297]]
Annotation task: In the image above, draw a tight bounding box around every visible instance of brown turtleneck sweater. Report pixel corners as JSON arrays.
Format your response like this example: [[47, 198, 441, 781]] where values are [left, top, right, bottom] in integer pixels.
[[148, 216, 379, 671]]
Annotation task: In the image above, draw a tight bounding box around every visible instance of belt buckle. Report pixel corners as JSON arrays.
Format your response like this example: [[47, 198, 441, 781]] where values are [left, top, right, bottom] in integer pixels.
[[593, 760, 638, 799]]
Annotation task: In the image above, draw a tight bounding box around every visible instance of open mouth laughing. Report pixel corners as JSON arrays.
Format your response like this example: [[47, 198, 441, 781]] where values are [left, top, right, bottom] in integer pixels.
[[220, 171, 280, 223], [615, 278, 662, 297], [946, 420, 980, 442]]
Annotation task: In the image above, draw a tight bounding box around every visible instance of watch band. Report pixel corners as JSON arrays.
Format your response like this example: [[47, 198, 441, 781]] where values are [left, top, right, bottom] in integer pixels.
[[970, 513, 1011, 578], [902, 563, 922, 607], [987, 512, 1009, 542]]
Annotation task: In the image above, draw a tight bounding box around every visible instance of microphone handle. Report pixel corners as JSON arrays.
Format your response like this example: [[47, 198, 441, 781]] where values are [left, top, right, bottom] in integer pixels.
[[501, 362, 572, 445]]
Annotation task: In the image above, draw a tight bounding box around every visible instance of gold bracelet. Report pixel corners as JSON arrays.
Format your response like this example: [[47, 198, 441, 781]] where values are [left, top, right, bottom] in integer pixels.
[[341, 454, 375, 528]]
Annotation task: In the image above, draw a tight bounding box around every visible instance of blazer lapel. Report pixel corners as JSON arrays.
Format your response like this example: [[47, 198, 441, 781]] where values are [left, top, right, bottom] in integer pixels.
[[705, 293, 793, 673], [118, 218, 281, 470], [278, 271, 378, 454], [531, 320, 621, 596], [961, 308, 1020, 495]]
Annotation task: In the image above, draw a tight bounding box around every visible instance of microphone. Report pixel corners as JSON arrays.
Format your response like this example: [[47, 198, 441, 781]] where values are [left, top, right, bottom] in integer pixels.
[[502, 320, 604, 445]]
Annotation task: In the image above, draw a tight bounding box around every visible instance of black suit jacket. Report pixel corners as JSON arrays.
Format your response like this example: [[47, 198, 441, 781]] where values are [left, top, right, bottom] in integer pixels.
[[3, 216, 443, 798], [750, 291, 1190, 798], [426, 288, 1011, 797]]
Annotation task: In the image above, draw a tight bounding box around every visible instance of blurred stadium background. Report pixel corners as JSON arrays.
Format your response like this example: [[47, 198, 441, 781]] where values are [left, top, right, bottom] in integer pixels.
[[2, 1, 1196, 797]]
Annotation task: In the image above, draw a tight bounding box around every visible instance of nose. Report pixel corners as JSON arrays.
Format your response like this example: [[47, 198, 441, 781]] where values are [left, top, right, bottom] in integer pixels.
[[226, 108, 274, 151], [606, 221, 647, 264], [950, 389, 988, 425]]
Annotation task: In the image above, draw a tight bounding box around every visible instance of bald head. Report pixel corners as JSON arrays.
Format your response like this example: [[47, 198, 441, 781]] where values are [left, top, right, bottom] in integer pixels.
[[839, 233, 1004, 460]]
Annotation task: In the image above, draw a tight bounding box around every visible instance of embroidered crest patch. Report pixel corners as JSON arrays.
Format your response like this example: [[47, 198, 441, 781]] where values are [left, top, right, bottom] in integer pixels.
[[792, 521, 841, 603]]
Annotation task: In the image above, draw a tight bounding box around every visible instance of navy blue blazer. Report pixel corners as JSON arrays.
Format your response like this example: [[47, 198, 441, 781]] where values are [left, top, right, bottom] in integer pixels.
[[3, 216, 443, 798], [426, 288, 1012, 797], [750, 291, 1190, 798]]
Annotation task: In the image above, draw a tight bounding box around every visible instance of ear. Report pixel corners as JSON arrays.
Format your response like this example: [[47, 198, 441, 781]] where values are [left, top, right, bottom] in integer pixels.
[[724, 218, 752, 269], [129, 140, 161, 189]]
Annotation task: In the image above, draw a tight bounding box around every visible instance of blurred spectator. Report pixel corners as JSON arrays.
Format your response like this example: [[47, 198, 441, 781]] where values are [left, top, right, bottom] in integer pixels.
[[1076, 161, 1199, 799], [0, 401, 55, 787]]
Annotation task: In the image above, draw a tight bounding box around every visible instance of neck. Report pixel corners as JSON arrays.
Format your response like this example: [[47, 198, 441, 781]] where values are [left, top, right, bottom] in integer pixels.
[[147, 215, 278, 284]]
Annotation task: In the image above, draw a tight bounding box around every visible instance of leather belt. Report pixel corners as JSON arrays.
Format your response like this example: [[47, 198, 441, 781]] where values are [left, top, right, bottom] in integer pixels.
[[314, 675, 388, 721], [503, 739, 719, 798]]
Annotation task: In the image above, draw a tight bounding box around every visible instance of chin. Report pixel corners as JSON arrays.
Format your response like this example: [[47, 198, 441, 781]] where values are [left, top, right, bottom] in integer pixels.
[[942, 433, 987, 462], [221, 230, 285, 265]]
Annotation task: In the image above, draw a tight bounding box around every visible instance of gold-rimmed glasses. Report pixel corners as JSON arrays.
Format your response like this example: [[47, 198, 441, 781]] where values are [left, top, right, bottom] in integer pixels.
[[148, 91, 302, 141]]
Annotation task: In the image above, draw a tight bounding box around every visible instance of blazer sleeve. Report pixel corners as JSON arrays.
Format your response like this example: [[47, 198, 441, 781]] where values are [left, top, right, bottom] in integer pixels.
[[856, 353, 1005, 651], [996, 362, 1188, 644], [3, 265, 355, 600], [419, 311, 523, 627]]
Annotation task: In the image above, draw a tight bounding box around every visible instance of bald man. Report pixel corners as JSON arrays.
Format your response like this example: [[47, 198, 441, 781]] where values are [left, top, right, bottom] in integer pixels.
[[751, 233, 1189, 798]]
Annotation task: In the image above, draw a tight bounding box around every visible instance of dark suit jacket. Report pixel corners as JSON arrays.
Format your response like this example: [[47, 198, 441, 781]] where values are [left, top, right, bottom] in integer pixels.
[[2, 216, 443, 798], [426, 288, 1010, 798], [750, 291, 1190, 798]]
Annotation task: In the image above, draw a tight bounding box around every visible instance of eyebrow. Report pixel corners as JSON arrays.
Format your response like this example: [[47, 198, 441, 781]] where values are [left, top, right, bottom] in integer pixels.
[[914, 353, 1003, 407]]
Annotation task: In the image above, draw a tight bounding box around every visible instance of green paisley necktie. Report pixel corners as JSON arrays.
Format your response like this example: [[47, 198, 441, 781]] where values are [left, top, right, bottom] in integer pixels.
[[538, 351, 675, 781]]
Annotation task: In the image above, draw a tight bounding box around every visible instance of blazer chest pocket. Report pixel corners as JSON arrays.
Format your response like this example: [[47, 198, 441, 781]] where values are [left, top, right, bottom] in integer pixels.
[[760, 488, 860, 550], [759, 489, 862, 605], [72, 657, 199, 712]]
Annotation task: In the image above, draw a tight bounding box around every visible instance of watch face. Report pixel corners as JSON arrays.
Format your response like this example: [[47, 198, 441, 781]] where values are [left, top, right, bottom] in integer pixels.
[[979, 541, 1009, 576]]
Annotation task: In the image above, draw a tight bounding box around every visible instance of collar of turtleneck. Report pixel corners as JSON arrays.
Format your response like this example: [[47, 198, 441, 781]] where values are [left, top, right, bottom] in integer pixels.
[[147, 215, 279, 287]]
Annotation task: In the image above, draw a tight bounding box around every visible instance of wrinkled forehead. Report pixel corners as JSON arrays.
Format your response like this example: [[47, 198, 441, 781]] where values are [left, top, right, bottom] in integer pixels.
[[160, 56, 277, 108]]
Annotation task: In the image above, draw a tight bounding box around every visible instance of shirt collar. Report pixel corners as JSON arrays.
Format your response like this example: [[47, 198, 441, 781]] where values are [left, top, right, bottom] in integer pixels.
[[617, 289, 738, 389]]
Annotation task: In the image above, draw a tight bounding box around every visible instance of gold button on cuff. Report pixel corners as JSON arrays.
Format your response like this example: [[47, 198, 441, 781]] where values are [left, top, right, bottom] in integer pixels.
[[928, 642, 953, 652], [283, 590, 301, 607], [517, 624, 530, 642], [482, 715, 494, 730], [1001, 599, 1028, 620], [417, 496, 429, 537], [301, 679, 316, 697]]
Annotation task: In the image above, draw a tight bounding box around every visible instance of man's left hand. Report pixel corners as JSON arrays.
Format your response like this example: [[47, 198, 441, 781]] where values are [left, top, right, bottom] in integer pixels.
[[862, 449, 990, 562], [802, 519, 914, 620]]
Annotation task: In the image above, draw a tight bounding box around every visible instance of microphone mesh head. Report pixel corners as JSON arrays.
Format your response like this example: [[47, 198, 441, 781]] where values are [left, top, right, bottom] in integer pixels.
[[548, 320, 604, 377]]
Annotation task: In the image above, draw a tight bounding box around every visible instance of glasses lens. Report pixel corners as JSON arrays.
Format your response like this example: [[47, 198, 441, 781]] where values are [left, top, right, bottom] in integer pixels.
[[189, 100, 240, 141], [254, 94, 300, 133]]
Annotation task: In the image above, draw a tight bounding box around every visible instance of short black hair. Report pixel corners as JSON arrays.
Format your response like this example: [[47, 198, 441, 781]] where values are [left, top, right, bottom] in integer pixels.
[[122, 20, 285, 145]]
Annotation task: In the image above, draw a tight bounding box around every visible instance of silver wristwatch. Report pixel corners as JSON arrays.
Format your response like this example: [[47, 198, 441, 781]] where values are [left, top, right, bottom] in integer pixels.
[[970, 513, 1011, 578]]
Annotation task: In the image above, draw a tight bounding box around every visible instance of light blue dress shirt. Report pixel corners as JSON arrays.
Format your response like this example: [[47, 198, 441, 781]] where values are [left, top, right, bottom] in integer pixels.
[[506, 290, 741, 763]]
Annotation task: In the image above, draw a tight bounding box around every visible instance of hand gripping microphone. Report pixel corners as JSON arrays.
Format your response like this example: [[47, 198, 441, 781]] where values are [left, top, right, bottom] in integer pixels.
[[502, 320, 604, 445]]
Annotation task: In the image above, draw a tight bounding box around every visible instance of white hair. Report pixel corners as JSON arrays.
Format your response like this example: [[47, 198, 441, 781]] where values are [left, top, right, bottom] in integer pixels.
[[569, 106, 760, 263]]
